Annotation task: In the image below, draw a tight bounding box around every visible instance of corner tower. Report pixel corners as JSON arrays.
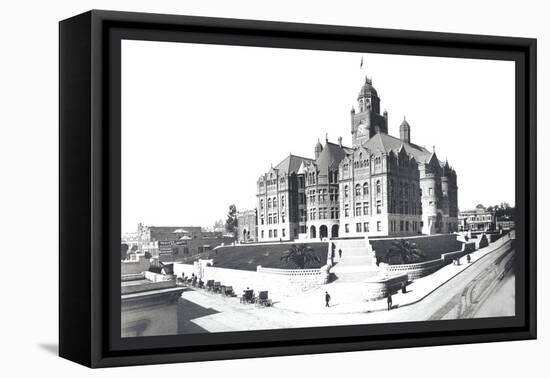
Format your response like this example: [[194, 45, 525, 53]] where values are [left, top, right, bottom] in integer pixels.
[[351, 75, 388, 147]]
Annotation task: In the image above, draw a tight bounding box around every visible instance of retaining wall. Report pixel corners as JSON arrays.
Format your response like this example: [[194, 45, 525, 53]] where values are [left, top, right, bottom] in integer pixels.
[[174, 261, 330, 300], [364, 273, 409, 300]]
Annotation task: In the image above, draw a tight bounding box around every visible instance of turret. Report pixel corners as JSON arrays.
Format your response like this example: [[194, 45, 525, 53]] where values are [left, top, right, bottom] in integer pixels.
[[400, 117, 411, 144], [314, 139, 323, 160]]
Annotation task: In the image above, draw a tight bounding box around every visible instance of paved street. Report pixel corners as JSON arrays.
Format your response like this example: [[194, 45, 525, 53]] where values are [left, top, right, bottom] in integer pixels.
[[177, 237, 516, 332]]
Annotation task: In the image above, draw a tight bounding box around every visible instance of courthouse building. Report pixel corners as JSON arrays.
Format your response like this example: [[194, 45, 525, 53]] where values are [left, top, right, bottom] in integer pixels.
[[256, 74, 458, 242]]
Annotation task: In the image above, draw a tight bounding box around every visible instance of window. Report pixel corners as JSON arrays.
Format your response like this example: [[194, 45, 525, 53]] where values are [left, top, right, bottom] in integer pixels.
[[363, 202, 369, 216], [400, 220, 404, 231], [355, 204, 362, 217], [281, 195, 285, 207], [364, 222, 369, 232], [345, 224, 350, 233], [261, 230, 264, 238], [300, 209, 306, 222], [406, 221, 409, 231], [308, 189, 316, 204], [309, 208, 314, 221], [329, 187, 338, 202], [356, 223, 362, 232], [281, 213, 286, 223], [429, 187, 433, 196], [376, 200, 382, 214], [344, 204, 350, 217], [267, 198, 272, 208], [274, 229, 278, 238], [377, 221, 382, 232], [355, 184, 361, 196], [260, 215, 264, 225], [269, 230, 272, 238], [273, 212, 278, 224], [344, 185, 349, 199], [282, 229, 286, 237], [376, 180, 381, 195], [260, 199, 264, 210], [363, 182, 369, 196], [318, 189, 327, 204], [268, 214, 272, 224], [273, 197, 278, 208]]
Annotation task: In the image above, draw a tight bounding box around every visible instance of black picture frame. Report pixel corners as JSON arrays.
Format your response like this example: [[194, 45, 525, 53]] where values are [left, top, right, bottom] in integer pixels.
[[59, 10, 537, 368]]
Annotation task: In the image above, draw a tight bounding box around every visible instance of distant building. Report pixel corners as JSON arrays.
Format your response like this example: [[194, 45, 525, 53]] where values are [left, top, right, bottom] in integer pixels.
[[130, 223, 235, 259], [459, 205, 495, 232], [256, 73, 458, 241], [237, 209, 258, 242], [496, 217, 515, 231]]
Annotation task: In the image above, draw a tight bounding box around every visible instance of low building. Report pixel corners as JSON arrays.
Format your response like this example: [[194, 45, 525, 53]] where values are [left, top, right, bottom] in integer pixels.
[[459, 205, 495, 232]]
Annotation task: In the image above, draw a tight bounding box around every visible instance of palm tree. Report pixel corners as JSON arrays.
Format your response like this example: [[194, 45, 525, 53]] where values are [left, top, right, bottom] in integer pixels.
[[383, 239, 425, 265], [280, 244, 321, 269]]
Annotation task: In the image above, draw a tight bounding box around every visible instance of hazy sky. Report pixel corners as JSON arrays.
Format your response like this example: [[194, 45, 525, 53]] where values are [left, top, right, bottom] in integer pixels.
[[121, 40, 515, 234]]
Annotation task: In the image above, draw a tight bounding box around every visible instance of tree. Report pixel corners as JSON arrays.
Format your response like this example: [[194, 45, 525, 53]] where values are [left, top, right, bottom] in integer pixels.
[[121, 243, 129, 261], [131, 245, 138, 253], [225, 204, 238, 237], [144, 251, 152, 259], [280, 244, 321, 269], [383, 239, 426, 265]]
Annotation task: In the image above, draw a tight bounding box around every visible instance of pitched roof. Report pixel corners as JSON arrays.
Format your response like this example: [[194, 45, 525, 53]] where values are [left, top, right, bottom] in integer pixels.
[[362, 132, 432, 163], [274, 154, 314, 175], [316, 141, 351, 171]]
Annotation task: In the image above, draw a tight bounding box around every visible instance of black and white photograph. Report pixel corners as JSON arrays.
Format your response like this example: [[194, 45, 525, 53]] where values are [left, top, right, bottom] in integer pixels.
[[120, 40, 517, 337]]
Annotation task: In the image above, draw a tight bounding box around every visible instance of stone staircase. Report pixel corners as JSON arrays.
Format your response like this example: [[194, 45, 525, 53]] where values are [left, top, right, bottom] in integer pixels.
[[329, 238, 380, 283]]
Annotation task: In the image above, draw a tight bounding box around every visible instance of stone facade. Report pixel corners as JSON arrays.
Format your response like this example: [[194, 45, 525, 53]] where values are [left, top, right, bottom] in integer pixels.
[[237, 209, 258, 242], [256, 74, 459, 241]]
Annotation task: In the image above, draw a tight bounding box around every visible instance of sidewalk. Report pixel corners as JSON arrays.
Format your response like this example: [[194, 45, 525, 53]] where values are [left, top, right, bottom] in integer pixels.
[[273, 234, 513, 315]]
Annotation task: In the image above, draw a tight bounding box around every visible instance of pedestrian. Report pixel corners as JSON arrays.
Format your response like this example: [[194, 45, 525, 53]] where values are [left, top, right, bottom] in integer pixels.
[[401, 282, 407, 294], [467, 253, 471, 263], [338, 248, 342, 259], [387, 294, 392, 311], [325, 291, 331, 307]]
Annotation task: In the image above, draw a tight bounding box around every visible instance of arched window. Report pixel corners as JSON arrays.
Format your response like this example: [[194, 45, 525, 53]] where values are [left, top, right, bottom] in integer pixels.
[[273, 197, 278, 207], [376, 180, 381, 195], [344, 185, 349, 199], [363, 182, 369, 196], [355, 184, 361, 196], [267, 198, 272, 208]]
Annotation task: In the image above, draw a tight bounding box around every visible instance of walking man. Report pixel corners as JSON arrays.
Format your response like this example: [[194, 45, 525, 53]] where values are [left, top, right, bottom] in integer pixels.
[[387, 294, 393, 311], [325, 291, 331, 307], [467, 253, 471, 264]]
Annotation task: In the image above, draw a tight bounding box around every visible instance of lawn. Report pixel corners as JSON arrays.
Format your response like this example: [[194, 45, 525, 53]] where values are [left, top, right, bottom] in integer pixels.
[[370, 234, 463, 261], [177, 242, 329, 271]]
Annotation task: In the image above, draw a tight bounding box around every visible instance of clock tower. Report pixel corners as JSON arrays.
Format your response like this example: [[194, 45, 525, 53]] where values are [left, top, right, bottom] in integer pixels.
[[351, 75, 388, 147]]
